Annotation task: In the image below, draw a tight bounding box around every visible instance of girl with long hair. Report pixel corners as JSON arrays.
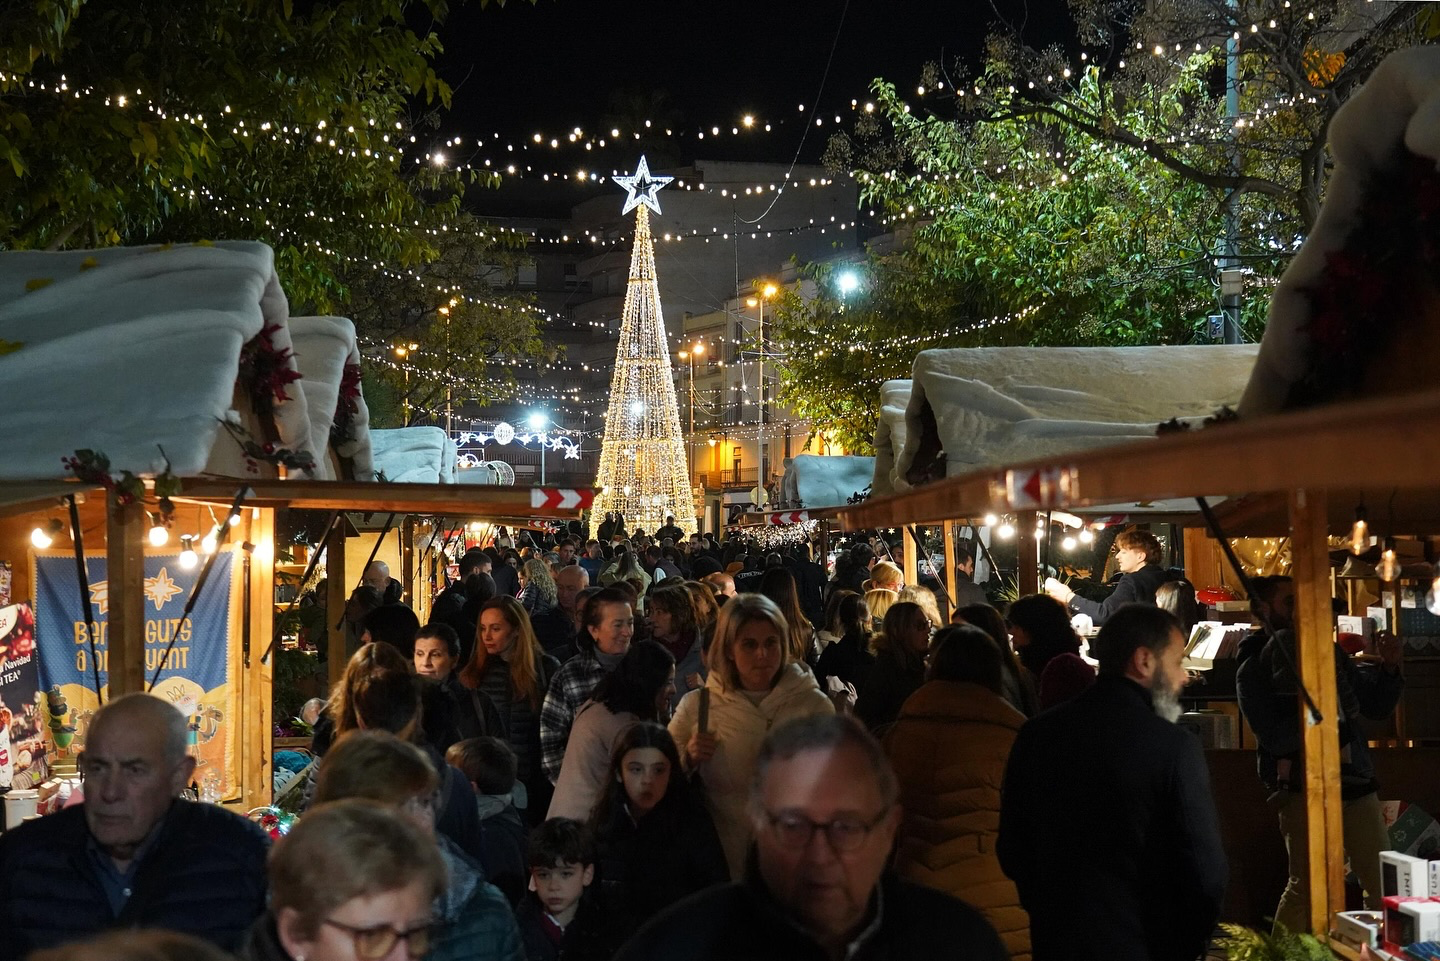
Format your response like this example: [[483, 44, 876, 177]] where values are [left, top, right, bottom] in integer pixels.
[[757, 566, 816, 665], [518, 557, 558, 613], [855, 601, 932, 734], [955, 603, 1039, 718], [646, 584, 705, 708], [590, 723, 728, 945], [460, 596, 561, 821], [1006, 594, 1081, 680]]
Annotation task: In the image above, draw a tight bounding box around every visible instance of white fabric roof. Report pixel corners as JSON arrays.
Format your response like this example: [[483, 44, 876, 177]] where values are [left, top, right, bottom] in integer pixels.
[[778, 453, 875, 509], [872, 379, 912, 496], [289, 316, 373, 481], [1240, 46, 1440, 415], [892, 345, 1259, 491], [370, 427, 459, 484]]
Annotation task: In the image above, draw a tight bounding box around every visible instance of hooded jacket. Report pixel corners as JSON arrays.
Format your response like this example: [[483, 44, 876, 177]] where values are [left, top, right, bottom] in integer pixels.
[[668, 662, 834, 878], [883, 681, 1030, 961]]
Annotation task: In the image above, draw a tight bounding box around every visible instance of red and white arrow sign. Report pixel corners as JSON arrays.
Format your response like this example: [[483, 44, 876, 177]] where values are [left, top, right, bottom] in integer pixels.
[[994, 467, 1076, 510], [766, 510, 810, 526], [530, 488, 596, 511]]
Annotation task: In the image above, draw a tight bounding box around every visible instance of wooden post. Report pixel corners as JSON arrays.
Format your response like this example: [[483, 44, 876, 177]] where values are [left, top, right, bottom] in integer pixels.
[[1289, 488, 1345, 935], [902, 526, 919, 587], [401, 515, 416, 613], [1016, 511, 1039, 596], [106, 493, 146, 696], [943, 519, 958, 619], [241, 508, 274, 809], [326, 520, 348, 689], [1183, 527, 1228, 596]]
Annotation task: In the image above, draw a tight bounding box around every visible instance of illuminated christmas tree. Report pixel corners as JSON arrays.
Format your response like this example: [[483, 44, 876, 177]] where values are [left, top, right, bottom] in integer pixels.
[[591, 157, 696, 536]]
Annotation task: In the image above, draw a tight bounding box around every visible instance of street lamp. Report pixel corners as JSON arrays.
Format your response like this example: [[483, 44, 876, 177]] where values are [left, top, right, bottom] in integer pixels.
[[394, 342, 419, 424], [528, 411, 549, 484], [678, 342, 705, 471], [744, 283, 777, 497]]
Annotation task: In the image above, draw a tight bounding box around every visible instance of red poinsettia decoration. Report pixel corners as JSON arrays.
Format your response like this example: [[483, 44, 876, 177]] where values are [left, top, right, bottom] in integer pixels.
[[330, 362, 363, 449], [238, 324, 303, 416]]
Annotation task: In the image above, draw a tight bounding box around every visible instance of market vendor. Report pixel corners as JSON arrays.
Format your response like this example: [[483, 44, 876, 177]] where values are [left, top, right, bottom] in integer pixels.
[[0, 693, 270, 960], [1044, 529, 1170, 626]]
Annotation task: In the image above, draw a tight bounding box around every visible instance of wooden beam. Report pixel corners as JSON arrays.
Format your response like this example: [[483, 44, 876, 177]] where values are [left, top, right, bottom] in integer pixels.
[[902, 527, 919, 588], [326, 520, 348, 689], [401, 516, 416, 612], [1016, 511, 1038, 596], [105, 494, 146, 697], [943, 520, 958, 619], [838, 388, 1440, 530], [1289, 488, 1345, 934], [241, 508, 274, 810], [174, 479, 591, 517]]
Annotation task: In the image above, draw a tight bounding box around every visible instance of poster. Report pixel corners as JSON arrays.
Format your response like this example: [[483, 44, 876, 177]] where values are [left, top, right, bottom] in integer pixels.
[[32, 551, 239, 798], [0, 603, 44, 790]]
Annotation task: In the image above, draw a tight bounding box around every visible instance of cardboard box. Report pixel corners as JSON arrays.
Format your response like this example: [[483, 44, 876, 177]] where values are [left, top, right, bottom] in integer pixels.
[[1334, 909, 1383, 950], [1383, 897, 1440, 952], [1383, 851, 1432, 897], [1339, 615, 1377, 640]]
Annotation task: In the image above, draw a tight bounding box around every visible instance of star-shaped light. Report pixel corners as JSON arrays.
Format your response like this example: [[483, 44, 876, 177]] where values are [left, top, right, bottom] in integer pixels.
[[144, 567, 184, 611], [614, 155, 673, 215]]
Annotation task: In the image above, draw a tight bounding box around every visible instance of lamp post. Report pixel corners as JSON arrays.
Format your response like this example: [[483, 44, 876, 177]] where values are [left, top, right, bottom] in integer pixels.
[[678, 341, 705, 472], [745, 283, 777, 501], [394, 342, 419, 424], [528, 411, 548, 485]]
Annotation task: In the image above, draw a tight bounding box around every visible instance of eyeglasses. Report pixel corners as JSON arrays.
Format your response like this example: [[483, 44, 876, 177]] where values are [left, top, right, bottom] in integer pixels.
[[762, 808, 891, 853], [322, 918, 433, 960]]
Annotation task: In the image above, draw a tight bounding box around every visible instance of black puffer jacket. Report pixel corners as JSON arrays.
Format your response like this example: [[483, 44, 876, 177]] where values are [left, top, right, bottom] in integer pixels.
[[465, 652, 560, 810], [0, 801, 270, 961]]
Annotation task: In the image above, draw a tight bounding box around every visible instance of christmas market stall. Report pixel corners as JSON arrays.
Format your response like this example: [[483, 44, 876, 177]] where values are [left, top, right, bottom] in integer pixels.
[[840, 45, 1440, 948]]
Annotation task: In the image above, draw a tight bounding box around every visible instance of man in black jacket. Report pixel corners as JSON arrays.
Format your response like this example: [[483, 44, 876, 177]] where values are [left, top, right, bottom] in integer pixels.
[[0, 694, 269, 960], [999, 604, 1227, 961], [616, 714, 1007, 961]]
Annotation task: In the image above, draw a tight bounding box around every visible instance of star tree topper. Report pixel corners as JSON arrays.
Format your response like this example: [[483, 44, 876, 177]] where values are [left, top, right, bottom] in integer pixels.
[[614, 155, 673, 215]]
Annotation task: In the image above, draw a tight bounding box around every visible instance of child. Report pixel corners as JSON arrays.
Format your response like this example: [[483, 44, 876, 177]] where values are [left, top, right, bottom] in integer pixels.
[[590, 723, 728, 945], [518, 818, 614, 961], [447, 736, 528, 906]]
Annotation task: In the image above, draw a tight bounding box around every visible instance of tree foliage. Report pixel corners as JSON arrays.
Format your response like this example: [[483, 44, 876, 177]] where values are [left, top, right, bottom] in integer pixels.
[[0, 0, 547, 420]]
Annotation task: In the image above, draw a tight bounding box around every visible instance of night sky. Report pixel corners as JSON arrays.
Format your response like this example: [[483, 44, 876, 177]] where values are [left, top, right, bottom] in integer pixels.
[[433, 0, 1073, 214]]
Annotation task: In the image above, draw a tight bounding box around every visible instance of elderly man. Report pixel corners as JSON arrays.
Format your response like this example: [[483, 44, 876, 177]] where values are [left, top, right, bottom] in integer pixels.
[[531, 563, 588, 662], [0, 694, 269, 960], [702, 571, 736, 601], [999, 604, 1227, 961], [617, 714, 1007, 961]]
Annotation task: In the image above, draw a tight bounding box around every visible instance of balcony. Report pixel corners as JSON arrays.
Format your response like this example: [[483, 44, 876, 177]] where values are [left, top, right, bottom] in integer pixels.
[[696, 467, 757, 490]]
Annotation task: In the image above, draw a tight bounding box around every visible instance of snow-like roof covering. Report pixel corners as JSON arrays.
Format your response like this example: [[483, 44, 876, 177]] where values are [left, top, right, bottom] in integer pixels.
[[778, 453, 875, 509], [872, 379, 912, 496], [289, 316, 373, 481], [894, 345, 1260, 490], [370, 427, 458, 484], [0, 241, 317, 480], [1240, 46, 1440, 416]]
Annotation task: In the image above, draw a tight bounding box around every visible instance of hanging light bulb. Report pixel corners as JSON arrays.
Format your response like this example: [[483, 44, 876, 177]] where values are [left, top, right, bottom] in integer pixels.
[[983, 513, 999, 527], [1079, 528, 1095, 544], [30, 518, 64, 549], [201, 531, 219, 554], [1377, 538, 1400, 582], [1425, 564, 1440, 617], [227, 512, 242, 528], [179, 536, 199, 570], [1349, 504, 1369, 554], [148, 520, 169, 547], [997, 521, 1016, 540], [1062, 535, 1078, 551]]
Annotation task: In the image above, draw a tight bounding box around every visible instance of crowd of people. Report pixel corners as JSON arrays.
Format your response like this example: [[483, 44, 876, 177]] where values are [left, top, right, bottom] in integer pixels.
[[0, 519, 1404, 961]]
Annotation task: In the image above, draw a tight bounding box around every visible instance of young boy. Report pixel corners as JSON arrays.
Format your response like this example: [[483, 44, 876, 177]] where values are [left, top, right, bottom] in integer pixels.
[[447, 736, 527, 905], [518, 818, 614, 961]]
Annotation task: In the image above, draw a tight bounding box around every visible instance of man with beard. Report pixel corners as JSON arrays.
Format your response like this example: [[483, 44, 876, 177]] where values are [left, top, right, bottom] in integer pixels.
[[998, 604, 1225, 961], [1236, 575, 1402, 934]]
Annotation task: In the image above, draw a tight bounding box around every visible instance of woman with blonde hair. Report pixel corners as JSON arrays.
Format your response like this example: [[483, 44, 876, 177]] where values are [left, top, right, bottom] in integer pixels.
[[898, 584, 943, 629], [682, 580, 719, 640], [865, 587, 898, 630], [867, 559, 903, 593], [460, 596, 560, 820], [668, 593, 833, 877], [518, 557, 558, 614]]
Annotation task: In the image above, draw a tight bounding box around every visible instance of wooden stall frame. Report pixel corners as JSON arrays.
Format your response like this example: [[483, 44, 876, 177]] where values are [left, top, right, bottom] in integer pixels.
[[837, 387, 1440, 940]]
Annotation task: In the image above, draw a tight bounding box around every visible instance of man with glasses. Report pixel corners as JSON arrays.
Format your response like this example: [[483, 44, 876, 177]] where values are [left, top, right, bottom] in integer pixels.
[[616, 714, 1007, 960], [0, 693, 270, 960]]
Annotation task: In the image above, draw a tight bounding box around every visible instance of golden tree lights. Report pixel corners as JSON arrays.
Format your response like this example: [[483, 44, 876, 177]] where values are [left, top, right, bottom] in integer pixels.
[[592, 158, 697, 536]]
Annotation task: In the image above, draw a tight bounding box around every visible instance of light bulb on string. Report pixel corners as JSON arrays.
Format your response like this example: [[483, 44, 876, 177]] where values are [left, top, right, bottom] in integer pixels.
[[148, 519, 169, 547], [997, 521, 1016, 540], [30, 518, 64, 549], [1062, 536, 1078, 551], [983, 513, 999, 527], [1349, 504, 1368, 554], [1377, 538, 1400, 582], [1079, 528, 1094, 544], [179, 536, 199, 570], [1425, 564, 1440, 617], [201, 529, 219, 554]]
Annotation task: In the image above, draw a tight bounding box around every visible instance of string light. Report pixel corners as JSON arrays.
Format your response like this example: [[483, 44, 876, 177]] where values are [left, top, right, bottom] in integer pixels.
[[30, 518, 64, 549], [179, 536, 199, 570], [1349, 503, 1369, 554]]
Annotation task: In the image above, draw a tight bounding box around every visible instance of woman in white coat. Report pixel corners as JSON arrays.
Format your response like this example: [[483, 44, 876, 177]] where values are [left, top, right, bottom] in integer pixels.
[[669, 593, 834, 878]]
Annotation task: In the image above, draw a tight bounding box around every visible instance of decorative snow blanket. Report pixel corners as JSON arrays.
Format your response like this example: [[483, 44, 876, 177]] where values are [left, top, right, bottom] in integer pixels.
[[370, 427, 458, 484], [0, 241, 316, 480], [872, 379, 912, 496], [1240, 47, 1440, 415], [895, 345, 1259, 489], [289, 316, 373, 481], [778, 453, 875, 509]]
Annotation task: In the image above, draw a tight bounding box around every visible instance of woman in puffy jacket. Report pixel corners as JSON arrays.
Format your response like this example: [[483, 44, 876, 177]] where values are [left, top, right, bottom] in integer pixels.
[[883, 625, 1031, 961], [669, 593, 834, 878]]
